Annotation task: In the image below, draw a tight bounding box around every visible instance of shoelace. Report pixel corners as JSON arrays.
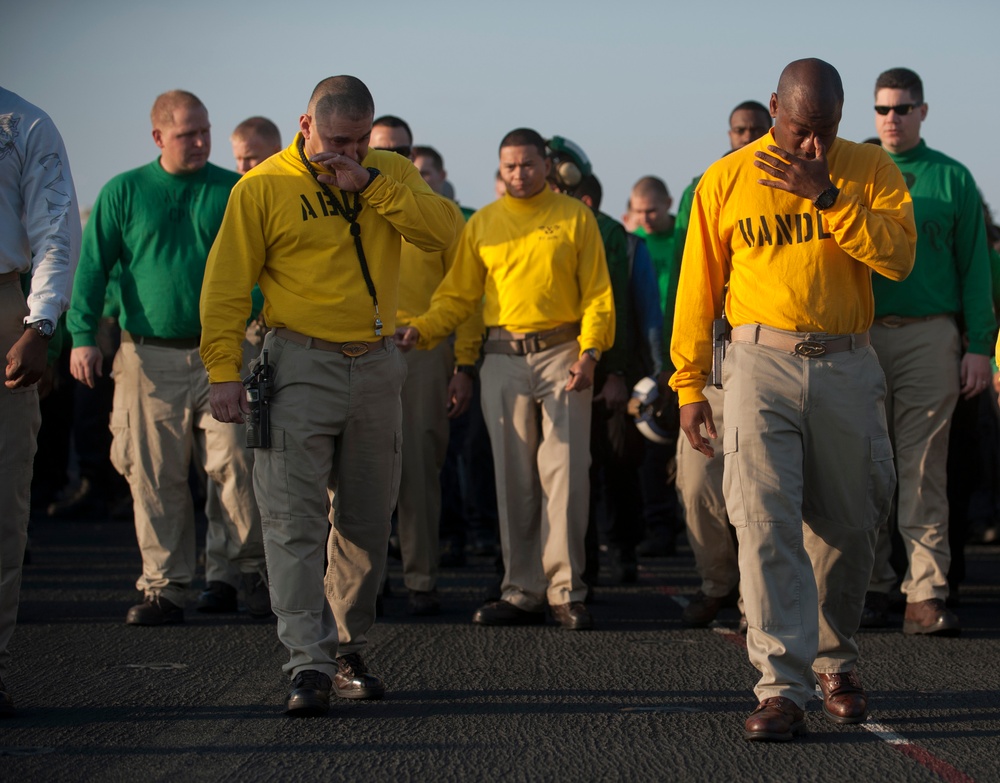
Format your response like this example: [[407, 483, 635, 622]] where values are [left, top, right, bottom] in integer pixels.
[[337, 653, 367, 675], [293, 670, 329, 689]]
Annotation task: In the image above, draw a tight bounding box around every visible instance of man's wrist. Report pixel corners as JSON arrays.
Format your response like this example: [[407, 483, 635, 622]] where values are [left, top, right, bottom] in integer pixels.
[[24, 319, 56, 339], [362, 167, 380, 193], [582, 348, 601, 364], [813, 185, 839, 210], [455, 364, 478, 380]]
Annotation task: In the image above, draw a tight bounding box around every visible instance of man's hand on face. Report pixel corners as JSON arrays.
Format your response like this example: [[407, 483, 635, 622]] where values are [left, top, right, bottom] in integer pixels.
[[310, 152, 370, 192], [754, 138, 834, 202]]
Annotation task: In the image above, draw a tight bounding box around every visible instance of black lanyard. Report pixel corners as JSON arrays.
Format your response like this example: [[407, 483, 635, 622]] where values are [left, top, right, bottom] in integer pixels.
[[297, 137, 382, 337]]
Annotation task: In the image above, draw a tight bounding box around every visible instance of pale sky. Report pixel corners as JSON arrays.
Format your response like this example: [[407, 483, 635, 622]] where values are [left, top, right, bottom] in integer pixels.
[[3, 0, 999, 220]]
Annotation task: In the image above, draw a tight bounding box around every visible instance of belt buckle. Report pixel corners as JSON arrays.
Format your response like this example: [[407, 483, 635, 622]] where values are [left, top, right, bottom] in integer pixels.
[[341, 342, 369, 358], [794, 340, 827, 357]]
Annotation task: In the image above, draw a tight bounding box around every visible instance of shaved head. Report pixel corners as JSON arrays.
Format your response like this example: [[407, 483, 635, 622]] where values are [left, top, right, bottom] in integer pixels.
[[776, 58, 844, 113], [150, 90, 205, 130], [307, 75, 374, 120]]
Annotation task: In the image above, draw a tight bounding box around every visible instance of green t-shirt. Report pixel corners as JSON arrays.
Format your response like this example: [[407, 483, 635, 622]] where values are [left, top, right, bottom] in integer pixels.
[[68, 160, 239, 345], [872, 140, 995, 354]]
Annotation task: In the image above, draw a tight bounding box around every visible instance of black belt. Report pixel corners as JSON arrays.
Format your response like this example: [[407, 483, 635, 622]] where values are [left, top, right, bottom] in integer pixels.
[[123, 331, 201, 350]]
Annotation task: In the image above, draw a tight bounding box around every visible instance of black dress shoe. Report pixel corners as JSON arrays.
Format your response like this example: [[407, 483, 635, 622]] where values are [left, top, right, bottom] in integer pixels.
[[334, 653, 385, 700], [472, 599, 545, 626], [125, 595, 184, 626], [285, 670, 331, 716], [550, 601, 593, 630], [196, 581, 238, 613], [859, 591, 889, 629]]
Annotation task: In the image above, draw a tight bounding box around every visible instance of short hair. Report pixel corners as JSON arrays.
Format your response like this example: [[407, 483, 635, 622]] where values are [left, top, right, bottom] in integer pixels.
[[631, 175, 670, 201], [308, 75, 374, 120], [372, 114, 413, 144], [231, 116, 281, 148], [499, 128, 546, 158], [576, 175, 603, 210], [150, 90, 205, 129], [412, 145, 444, 172], [729, 100, 771, 126], [875, 67, 924, 104], [776, 58, 844, 106]]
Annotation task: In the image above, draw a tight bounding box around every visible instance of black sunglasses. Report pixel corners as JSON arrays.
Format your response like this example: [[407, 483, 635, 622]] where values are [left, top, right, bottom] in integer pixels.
[[874, 103, 921, 116]]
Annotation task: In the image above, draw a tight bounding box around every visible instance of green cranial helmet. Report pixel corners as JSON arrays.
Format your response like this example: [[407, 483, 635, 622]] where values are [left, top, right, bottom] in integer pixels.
[[546, 136, 592, 192]]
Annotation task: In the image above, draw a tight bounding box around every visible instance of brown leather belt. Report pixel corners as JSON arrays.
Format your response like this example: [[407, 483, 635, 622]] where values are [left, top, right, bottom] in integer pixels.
[[874, 314, 949, 328], [123, 330, 200, 350], [0, 270, 21, 284], [274, 327, 384, 357], [482, 323, 580, 355], [731, 324, 870, 357]]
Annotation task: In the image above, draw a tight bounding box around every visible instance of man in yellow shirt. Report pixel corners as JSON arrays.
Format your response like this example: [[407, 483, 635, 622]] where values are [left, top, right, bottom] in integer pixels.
[[200, 76, 460, 716], [369, 117, 482, 617], [671, 59, 916, 741], [397, 128, 614, 631]]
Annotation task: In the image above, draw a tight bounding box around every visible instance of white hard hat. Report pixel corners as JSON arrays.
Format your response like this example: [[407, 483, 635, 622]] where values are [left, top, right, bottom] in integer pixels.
[[629, 376, 675, 445]]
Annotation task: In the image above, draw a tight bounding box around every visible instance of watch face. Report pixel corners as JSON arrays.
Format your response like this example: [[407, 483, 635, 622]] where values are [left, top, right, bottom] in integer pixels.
[[29, 320, 55, 337], [815, 188, 837, 210]]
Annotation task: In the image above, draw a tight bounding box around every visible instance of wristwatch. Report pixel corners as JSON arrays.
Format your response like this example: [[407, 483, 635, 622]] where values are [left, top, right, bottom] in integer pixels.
[[582, 348, 601, 363], [362, 167, 381, 192], [24, 319, 56, 339], [455, 364, 478, 380], [813, 186, 840, 211]]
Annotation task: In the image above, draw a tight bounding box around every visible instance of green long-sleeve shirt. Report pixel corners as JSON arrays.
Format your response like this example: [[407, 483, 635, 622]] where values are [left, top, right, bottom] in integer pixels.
[[68, 160, 239, 346], [873, 140, 995, 354]]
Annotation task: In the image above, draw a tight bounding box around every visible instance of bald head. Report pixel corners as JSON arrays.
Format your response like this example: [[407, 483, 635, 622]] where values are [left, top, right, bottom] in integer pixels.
[[776, 58, 844, 112], [307, 75, 374, 121], [770, 58, 844, 160]]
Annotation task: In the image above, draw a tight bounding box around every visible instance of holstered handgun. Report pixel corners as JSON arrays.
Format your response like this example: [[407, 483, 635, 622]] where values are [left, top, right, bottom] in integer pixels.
[[243, 349, 272, 449], [710, 316, 730, 389]]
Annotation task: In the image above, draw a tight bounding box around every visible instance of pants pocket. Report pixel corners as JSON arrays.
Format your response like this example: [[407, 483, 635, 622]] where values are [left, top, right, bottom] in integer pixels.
[[722, 426, 745, 528], [865, 434, 896, 530], [108, 408, 134, 479]]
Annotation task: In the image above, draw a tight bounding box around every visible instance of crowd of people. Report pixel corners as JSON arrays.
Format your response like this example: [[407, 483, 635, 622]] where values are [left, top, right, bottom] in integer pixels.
[[3, 57, 1000, 743]]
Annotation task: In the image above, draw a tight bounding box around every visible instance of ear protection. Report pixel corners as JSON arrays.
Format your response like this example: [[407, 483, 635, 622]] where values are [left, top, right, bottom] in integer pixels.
[[546, 136, 592, 192]]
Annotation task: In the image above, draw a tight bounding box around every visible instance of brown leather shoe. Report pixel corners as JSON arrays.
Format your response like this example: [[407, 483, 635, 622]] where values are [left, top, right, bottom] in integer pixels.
[[815, 670, 868, 724], [903, 598, 960, 636], [744, 697, 806, 742], [550, 601, 593, 630], [681, 587, 739, 627], [333, 653, 385, 700]]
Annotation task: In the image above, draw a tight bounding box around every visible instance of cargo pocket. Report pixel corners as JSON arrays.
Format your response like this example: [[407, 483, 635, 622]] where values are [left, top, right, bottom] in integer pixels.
[[253, 426, 289, 523], [722, 426, 746, 528], [865, 434, 895, 530], [109, 408, 134, 479]]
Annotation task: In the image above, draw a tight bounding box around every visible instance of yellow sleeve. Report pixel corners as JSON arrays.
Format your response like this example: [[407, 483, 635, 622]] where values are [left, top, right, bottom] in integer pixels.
[[200, 185, 266, 384], [410, 218, 486, 345], [364, 155, 461, 253], [669, 185, 729, 406], [822, 150, 916, 282], [576, 208, 615, 354]]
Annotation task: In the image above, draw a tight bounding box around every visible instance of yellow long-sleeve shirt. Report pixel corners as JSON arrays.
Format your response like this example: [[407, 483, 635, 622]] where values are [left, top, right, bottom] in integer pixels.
[[200, 135, 461, 383], [408, 186, 614, 356], [396, 198, 484, 366], [670, 132, 916, 406]]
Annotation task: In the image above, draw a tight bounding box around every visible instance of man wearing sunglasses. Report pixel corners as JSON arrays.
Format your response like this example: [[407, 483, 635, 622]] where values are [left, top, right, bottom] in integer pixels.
[[863, 68, 994, 636]]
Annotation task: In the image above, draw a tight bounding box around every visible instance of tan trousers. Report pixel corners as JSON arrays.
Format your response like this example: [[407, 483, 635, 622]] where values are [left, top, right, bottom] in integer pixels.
[[869, 319, 960, 602], [0, 279, 40, 679], [252, 332, 405, 678], [204, 334, 264, 587], [480, 341, 592, 610], [397, 341, 452, 592], [723, 328, 894, 708], [676, 384, 738, 598], [110, 339, 263, 607]]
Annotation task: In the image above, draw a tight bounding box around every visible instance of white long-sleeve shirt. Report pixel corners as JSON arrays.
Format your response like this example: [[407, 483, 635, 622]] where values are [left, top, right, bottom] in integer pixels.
[[0, 86, 80, 324]]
